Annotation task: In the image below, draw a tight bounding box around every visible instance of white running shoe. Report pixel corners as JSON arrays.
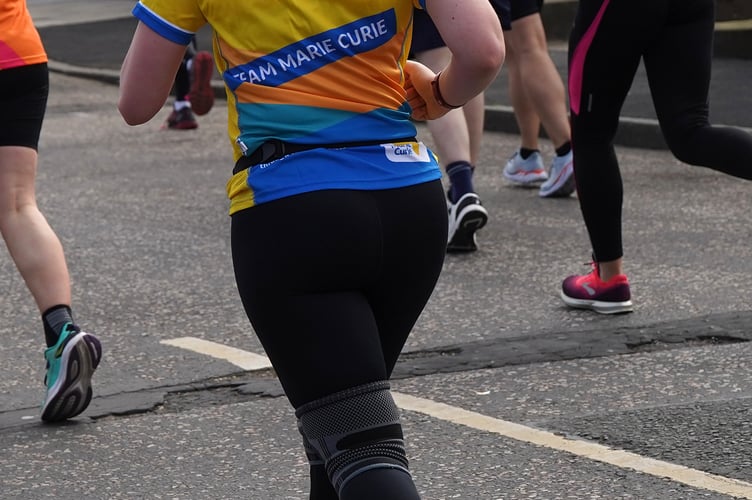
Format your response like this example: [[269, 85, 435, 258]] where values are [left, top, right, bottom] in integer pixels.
[[503, 149, 548, 185], [447, 192, 488, 252], [539, 150, 575, 198]]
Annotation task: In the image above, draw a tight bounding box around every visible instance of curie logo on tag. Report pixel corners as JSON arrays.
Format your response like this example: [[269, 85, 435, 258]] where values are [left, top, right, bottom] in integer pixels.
[[383, 142, 430, 163]]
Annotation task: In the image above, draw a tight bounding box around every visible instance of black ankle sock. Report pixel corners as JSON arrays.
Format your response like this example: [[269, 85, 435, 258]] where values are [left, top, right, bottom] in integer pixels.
[[555, 141, 572, 157], [445, 161, 475, 203], [42, 305, 74, 347], [519, 147, 539, 160]]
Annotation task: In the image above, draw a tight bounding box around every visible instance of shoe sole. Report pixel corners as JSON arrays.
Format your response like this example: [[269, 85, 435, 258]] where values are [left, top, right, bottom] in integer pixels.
[[41, 332, 102, 423], [503, 170, 548, 185], [189, 52, 215, 116], [164, 121, 198, 130], [447, 204, 488, 253], [539, 163, 576, 198], [560, 290, 634, 314]]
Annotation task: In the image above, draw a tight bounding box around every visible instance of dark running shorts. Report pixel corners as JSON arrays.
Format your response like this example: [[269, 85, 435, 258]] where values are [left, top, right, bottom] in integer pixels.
[[0, 63, 49, 150], [410, 1, 512, 55], [510, 0, 545, 25]]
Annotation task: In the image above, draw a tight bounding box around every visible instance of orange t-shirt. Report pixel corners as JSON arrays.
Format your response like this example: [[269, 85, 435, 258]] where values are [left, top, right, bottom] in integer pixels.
[[0, 0, 47, 70]]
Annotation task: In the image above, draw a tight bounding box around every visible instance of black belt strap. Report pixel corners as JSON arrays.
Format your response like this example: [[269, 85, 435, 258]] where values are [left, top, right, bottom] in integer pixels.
[[233, 137, 417, 175]]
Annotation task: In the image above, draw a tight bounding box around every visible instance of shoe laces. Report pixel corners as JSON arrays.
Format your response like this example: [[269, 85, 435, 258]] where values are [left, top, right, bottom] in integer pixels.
[[581, 260, 600, 279]]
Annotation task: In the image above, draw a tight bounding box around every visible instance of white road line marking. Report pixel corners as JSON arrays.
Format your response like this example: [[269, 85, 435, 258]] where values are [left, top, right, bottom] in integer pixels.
[[162, 338, 752, 498], [716, 19, 752, 31], [393, 392, 752, 499], [160, 337, 272, 371]]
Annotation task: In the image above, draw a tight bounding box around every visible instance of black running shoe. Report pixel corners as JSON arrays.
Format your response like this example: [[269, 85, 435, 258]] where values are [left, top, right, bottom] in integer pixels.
[[447, 192, 488, 252]]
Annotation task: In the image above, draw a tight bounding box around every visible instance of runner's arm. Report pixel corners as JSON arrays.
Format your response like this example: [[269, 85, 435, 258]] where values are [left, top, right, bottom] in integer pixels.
[[406, 0, 504, 120], [119, 22, 188, 125]]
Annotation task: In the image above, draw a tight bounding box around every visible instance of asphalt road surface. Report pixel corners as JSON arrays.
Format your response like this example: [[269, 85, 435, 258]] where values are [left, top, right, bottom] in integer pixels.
[[1, 68, 751, 499]]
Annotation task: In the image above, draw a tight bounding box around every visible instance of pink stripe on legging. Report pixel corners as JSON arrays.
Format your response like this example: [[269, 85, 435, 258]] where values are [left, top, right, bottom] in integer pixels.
[[569, 0, 611, 116]]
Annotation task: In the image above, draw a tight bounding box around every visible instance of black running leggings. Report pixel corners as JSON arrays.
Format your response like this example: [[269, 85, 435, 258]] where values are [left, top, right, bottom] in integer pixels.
[[568, 0, 752, 262], [174, 38, 196, 101], [231, 181, 447, 498]]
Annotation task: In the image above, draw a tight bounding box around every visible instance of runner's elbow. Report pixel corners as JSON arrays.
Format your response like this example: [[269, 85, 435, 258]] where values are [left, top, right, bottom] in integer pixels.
[[118, 95, 158, 126]]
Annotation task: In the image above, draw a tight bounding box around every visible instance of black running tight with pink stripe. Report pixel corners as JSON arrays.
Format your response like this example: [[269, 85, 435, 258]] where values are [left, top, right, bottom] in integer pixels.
[[568, 0, 752, 262]]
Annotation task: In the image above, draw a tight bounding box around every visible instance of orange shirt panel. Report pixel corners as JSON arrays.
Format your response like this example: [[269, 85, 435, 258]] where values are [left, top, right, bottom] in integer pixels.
[[0, 0, 47, 70]]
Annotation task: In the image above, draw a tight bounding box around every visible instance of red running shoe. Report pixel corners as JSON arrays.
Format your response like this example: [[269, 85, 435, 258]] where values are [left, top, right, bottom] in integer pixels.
[[189, 51, 215, 116], [561, 261, 633, 314], [162, 107, 198, 130]]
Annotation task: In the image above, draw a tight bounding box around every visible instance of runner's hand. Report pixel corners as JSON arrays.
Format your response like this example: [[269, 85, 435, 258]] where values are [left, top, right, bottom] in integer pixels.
[[404, 60, 451, 121]]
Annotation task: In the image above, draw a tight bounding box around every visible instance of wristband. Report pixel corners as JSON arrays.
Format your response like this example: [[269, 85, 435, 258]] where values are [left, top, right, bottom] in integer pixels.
[[431, 72, 463, 110]]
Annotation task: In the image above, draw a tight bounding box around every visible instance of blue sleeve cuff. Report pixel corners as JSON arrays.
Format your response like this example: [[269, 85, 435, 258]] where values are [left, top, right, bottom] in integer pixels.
[[132, 3, 194, 45]]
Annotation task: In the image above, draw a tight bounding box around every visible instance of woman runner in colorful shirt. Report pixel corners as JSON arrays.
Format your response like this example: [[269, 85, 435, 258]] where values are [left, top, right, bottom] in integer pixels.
[[118, 1, 504, 498]]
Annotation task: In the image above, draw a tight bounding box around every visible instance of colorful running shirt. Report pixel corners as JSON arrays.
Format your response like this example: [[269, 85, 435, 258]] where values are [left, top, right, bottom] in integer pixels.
[[0, 0, 47, 70], [133, 0, 441, 214]]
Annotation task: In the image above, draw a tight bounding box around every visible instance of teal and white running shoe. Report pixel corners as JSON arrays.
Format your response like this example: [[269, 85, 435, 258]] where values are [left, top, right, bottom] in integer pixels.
[[41, 323, 102, 423]]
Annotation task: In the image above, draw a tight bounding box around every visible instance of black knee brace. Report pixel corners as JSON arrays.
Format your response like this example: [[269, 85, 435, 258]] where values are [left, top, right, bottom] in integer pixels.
[[297, 419, 324, 467], [295, 381, 410, 495]]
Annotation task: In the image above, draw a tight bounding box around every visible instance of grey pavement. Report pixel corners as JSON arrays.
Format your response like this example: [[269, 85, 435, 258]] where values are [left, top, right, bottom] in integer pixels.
[[1, 2, 750, 499], [2, 64, 751, 500]]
